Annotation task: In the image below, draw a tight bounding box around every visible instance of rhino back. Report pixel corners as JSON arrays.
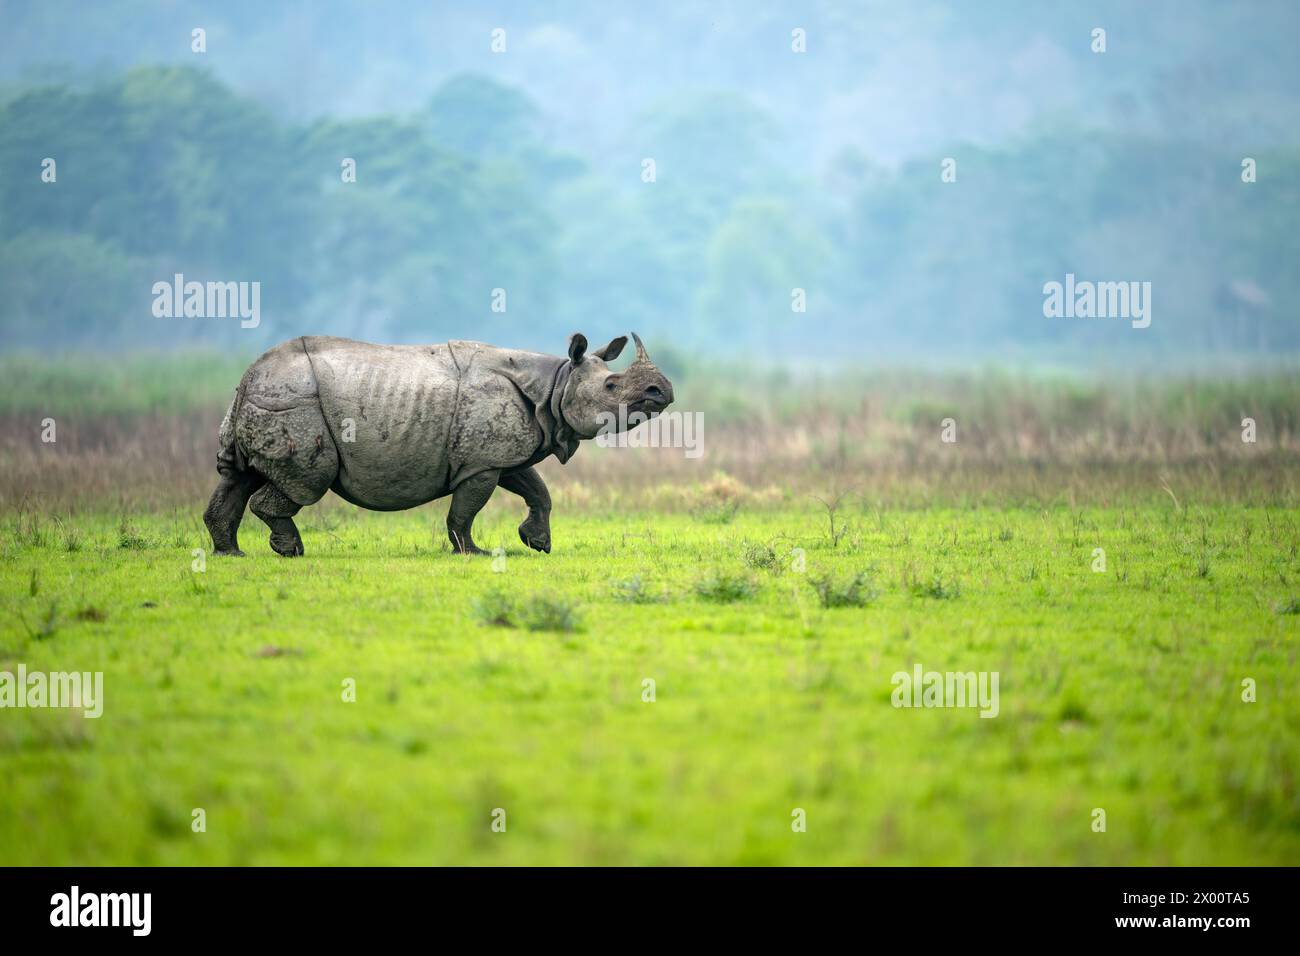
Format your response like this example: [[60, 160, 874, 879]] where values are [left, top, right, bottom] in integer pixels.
[[305, 336, 460, 509]]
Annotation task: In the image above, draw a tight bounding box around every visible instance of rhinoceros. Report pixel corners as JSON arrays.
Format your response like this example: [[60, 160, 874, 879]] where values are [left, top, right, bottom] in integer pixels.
[[202, 332, 673, 557]]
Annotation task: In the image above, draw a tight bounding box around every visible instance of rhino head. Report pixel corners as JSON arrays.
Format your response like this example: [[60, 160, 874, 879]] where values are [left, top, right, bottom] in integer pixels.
[[560, 331, 675, 439]]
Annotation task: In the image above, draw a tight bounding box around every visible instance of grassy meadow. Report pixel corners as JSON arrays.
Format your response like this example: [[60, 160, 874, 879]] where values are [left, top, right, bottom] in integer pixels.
[[1, 354, 1299, 865]]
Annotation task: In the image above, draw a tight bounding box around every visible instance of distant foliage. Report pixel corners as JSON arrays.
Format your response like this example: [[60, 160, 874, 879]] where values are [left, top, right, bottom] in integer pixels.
[[2, 62, 1297, 356]]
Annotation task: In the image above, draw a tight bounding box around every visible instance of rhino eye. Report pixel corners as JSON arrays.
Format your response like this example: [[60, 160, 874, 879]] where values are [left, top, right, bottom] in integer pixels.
[[604, 378, 618, 390]]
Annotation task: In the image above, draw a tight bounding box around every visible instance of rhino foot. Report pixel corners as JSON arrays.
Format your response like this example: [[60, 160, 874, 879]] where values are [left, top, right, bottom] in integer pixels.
[[270, 532, 304, 557], [518, 519, 551, 554], [251, 483, 306, 557], [451, 538, 489, 556], [213, 548, 246, 557], [204, 469, 264, 558]]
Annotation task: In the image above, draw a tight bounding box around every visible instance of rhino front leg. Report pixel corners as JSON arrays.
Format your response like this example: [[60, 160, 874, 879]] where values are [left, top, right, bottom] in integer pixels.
[[447, 470, 500, 555], [250, 482, 305, 557], [499, 467, 551, 554]]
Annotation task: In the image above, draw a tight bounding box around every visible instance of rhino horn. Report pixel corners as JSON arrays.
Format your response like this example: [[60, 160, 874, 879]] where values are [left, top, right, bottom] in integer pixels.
[[631, 332, 651, 365]]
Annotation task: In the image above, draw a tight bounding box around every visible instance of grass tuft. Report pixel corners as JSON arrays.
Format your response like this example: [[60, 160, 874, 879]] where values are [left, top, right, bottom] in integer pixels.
[[473, 589, 516, 628], [116, 518, 150, 550], [519, 593, 584, 633], [693, 571, 758, 603], [473, 589, 584, 632], [807, 570, 879, 608], [910, 572, 962, 600], [613, 575, 663, 604], [741, 542, 782, 572]]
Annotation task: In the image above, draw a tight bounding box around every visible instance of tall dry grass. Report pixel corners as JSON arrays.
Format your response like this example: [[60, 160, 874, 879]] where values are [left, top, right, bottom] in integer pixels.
[[2, 357, 1297, 513]]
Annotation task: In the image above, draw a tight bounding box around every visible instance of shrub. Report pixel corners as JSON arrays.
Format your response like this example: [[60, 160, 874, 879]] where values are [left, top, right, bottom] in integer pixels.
[[519, 593, 584, 632], [693, 571, 757, 603], [911, 573, 961, 600], [808, 571, 879, 608], [473, 589, 584, 632], [614, 576, 661, 604], [741, 542, 781, 572], [473, 589, 517, 627], [117, 518, 150, 550]]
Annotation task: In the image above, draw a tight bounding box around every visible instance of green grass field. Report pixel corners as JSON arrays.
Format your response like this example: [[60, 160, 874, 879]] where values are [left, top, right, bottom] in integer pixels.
[[2, 501, 1297, 865]]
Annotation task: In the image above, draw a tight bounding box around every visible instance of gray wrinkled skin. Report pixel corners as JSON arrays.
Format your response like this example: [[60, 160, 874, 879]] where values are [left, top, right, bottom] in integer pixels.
[[203, 332, 673, 557]]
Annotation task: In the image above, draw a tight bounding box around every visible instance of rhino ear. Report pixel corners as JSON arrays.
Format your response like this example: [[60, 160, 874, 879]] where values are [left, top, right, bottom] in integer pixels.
[[592, 335, 628, 362], [568, 333, 588, 365]]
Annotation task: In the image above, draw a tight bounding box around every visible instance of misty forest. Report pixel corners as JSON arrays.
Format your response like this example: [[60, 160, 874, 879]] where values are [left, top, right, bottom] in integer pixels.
[[2, 0, 1298, 360]]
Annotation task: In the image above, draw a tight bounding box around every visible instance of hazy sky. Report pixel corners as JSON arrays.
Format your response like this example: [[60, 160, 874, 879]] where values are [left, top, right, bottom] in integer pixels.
[[5, 0, 1297, 171]]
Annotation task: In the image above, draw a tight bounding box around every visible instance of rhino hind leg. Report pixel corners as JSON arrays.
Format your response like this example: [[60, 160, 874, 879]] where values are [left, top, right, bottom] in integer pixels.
[[250, 482, 305, 557], [499, 467, 552, 554], [447, 470, 500, 555], [204, 469, 266, 557]]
